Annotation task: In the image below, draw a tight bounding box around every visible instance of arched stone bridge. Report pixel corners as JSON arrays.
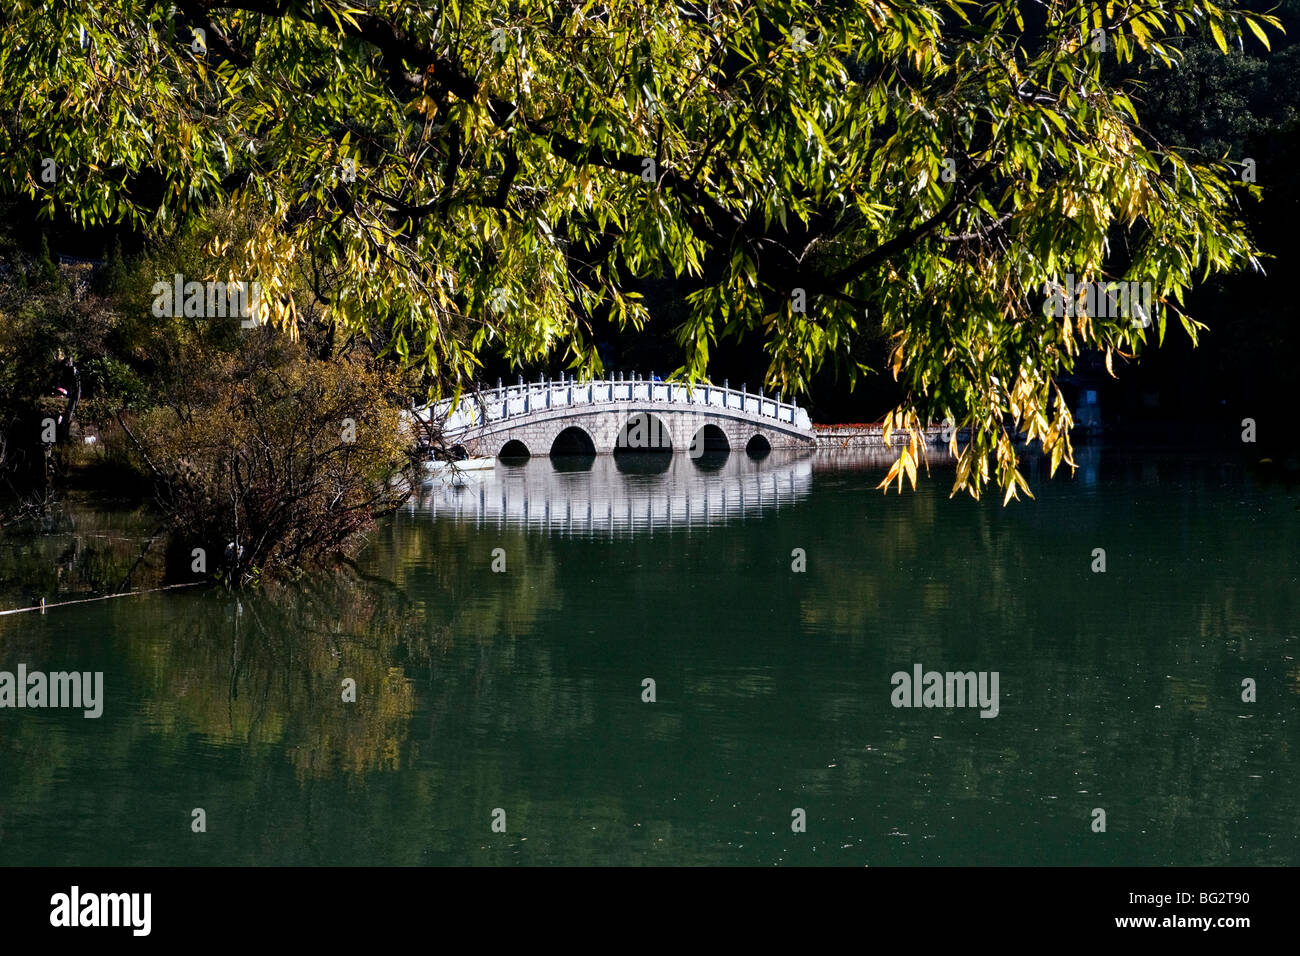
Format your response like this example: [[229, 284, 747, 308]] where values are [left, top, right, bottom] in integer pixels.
[[414, 374, 814, 458]]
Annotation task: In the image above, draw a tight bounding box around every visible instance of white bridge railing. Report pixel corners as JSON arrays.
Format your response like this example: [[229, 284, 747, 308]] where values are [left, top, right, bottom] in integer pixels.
[[417, 374, 813, 434]]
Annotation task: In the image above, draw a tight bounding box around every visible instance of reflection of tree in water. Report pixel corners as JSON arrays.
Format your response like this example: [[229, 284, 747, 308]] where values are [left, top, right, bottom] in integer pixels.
[[0, 495, 165, 609], [358, 515, 565, 739], [128, 573, 422, 779], [133, 520, 561, 781], [363, 513, 560, 644]]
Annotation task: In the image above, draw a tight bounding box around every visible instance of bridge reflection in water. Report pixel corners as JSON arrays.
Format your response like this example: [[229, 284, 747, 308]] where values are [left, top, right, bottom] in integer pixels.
[[410, 450, 818, 536]]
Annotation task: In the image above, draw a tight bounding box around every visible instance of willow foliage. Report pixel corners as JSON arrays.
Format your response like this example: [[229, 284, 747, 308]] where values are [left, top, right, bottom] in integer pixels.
[[0, 0, 1279, 498]]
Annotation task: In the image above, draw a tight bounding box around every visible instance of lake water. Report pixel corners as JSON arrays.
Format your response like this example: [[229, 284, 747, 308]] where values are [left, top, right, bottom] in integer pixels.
[[1, 446, 1296, 865]]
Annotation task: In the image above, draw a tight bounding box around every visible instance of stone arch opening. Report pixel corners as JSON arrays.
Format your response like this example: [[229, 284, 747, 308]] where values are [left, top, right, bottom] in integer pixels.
[[498, 439, 530, 462], [690, 423, 730, 470], [614, 412, 672, 454], [690, 424, 730, 453], [745, 434, 772, 459], [550, 426, 597, 456]]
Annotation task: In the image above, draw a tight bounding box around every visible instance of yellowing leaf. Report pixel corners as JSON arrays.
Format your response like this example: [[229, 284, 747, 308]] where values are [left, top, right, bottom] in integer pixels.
[[1209, 21, 1228, 54], [1245, 17, 1271, 51]]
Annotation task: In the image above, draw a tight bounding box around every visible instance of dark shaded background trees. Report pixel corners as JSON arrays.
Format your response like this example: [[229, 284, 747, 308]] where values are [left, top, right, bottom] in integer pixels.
[[0, 206, 423, 580]]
